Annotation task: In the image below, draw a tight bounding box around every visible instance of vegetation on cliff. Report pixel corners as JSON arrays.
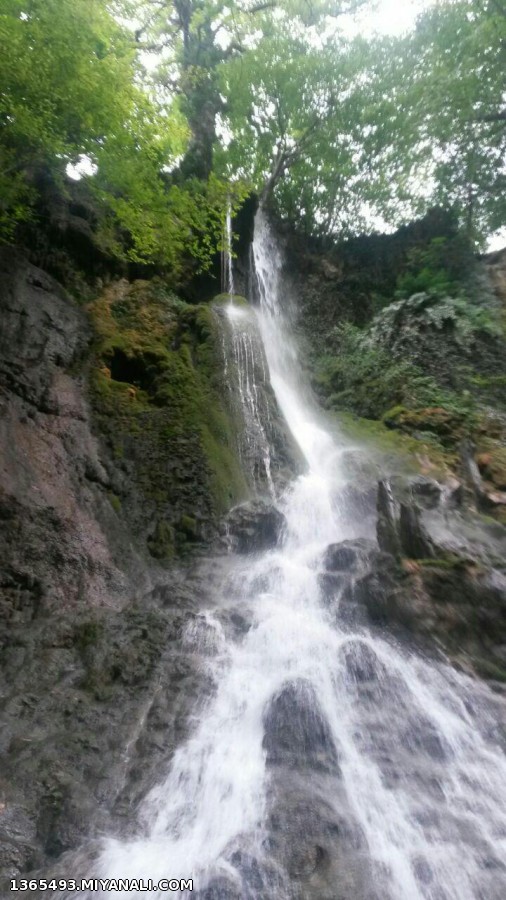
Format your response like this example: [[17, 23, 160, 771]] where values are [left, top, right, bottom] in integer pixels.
[[89, 279, 247, 557], [299, 219, 506, 517]]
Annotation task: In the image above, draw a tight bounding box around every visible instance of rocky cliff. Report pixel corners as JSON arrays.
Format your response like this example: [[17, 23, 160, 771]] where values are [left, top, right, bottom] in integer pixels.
[[0, 248, 253, 882], [1, 219, 506, 889], [287, 216, 506, 521]]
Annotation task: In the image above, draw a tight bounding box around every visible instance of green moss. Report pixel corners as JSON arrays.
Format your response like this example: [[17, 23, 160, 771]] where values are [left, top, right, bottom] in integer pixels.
[[147, 520, 176, 560], [382, 405, 409, 426], [334, 411, 455, 478], [474, 657, 506, 683], [417, 555, 470, 571], [211, 293, 249, 308], [88, 279, 248, 556], [108, 493, 122, 513], [201, 422, 247, 512], [382, 405, 468, 448], [179, 514, 198, 538]]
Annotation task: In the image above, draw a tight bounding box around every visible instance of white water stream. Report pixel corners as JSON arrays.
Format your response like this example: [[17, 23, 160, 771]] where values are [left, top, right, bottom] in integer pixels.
[[88, 209, 506, 900], [223, 302, 275, 496], [223, 199, 235, 297]]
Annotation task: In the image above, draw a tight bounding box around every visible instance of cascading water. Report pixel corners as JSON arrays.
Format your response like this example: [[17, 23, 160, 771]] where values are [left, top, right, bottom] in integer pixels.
[[85, 209, 506, 900], [217, 203, 275, 495], [222, 199, 235, 297], [220, 302, 275, 496]]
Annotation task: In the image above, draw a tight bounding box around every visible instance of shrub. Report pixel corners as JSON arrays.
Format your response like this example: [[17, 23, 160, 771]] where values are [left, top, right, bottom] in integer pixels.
[[395, 235, 473, 299]]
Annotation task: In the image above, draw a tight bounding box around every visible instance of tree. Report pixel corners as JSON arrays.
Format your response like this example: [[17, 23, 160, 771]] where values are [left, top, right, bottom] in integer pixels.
[[361, 0, 506, 241], [0, 0, 241, 275], [2, 0, 502, 265], [0, 0, 138, 237], [416, 0, 506, 239], [217, 31, 385, 234], [217, 0, 505, 243], [129, 0, 370, 181]]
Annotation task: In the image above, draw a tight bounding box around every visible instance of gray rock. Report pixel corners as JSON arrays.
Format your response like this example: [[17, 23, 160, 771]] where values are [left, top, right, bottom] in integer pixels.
[[399, 503, 436, 559], [409, 476, 443, 510], [263, 680, 340, 775], [0, 251, 232, 881], [264, 774, 376, 900], [226, 500, 286, 553], [318, 571, 348, 603], [376, 479, 436, 559], [324, 538, 377, 573], [340, 641, 388, 684], [377, 479, 402, 556]]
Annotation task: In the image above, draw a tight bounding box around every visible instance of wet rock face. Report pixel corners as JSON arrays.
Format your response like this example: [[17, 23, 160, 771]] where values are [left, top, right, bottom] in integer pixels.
[[0, 256, 167, 879], [319, 538, 380, 626], [409, 476, 443, 510], [376, 480, 402, 557], [350, 475, 506, 680], [398, 503, 436, 559], [263, 680, 340, 775], [377, 478, 438, 559], [265, 781, 374, 900], [226, 500, 286, 553], [0, 248, 150, 616], [0, 250, 241, 883], [324, 538, 378, 573], [262, 681, 376, 900], [0, 560, 224, 887], [0, 249, 89, 409], [341, 641, 388, 684]]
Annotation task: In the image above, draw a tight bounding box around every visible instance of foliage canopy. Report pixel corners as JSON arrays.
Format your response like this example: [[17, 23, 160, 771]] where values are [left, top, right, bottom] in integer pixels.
[[0, 0, 504, 270]]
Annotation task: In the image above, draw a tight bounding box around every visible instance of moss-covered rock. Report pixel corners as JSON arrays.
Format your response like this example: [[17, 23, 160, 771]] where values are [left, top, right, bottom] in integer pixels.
[[347, 478, 506, 680], [476, 445, 506, 491], [88, 278, 248, 559], [147, 520, 176, 560], [383, 405, 467, 447], [211, 293, 249, 308], [334, 411, 456, 480]]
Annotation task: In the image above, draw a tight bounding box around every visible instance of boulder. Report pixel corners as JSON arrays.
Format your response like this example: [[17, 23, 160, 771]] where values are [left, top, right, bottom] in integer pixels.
[[226, 500, 286, 553], [399, 503, 436, 559], [318, 571, 348, 604], [408, 476, 443, 510], [377, 479, 436, 559], [377, 479, 402, 556], [323, 538, 377, 573]]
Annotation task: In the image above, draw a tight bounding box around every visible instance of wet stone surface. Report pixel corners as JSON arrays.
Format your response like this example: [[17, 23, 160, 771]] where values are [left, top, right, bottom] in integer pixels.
[[226, 500, 286, 554], [263, 680, 340, 775]]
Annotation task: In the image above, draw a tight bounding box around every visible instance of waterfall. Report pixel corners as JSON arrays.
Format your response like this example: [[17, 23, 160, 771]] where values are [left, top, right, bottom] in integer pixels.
[[222, 303, 275, 496], [217, 201, 275, 495], [86, 210, 506, 900], [222, 198, 235, 298]]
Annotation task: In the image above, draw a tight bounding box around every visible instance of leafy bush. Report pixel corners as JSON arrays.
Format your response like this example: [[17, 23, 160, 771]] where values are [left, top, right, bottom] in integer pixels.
[[312, 320, 476, 437], [395, 235, 473, 299], [315, 323, 448, 416]]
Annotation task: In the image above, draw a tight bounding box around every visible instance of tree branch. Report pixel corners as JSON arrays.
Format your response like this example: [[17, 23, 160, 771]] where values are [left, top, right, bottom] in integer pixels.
[[475, 109, 506, 122]]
